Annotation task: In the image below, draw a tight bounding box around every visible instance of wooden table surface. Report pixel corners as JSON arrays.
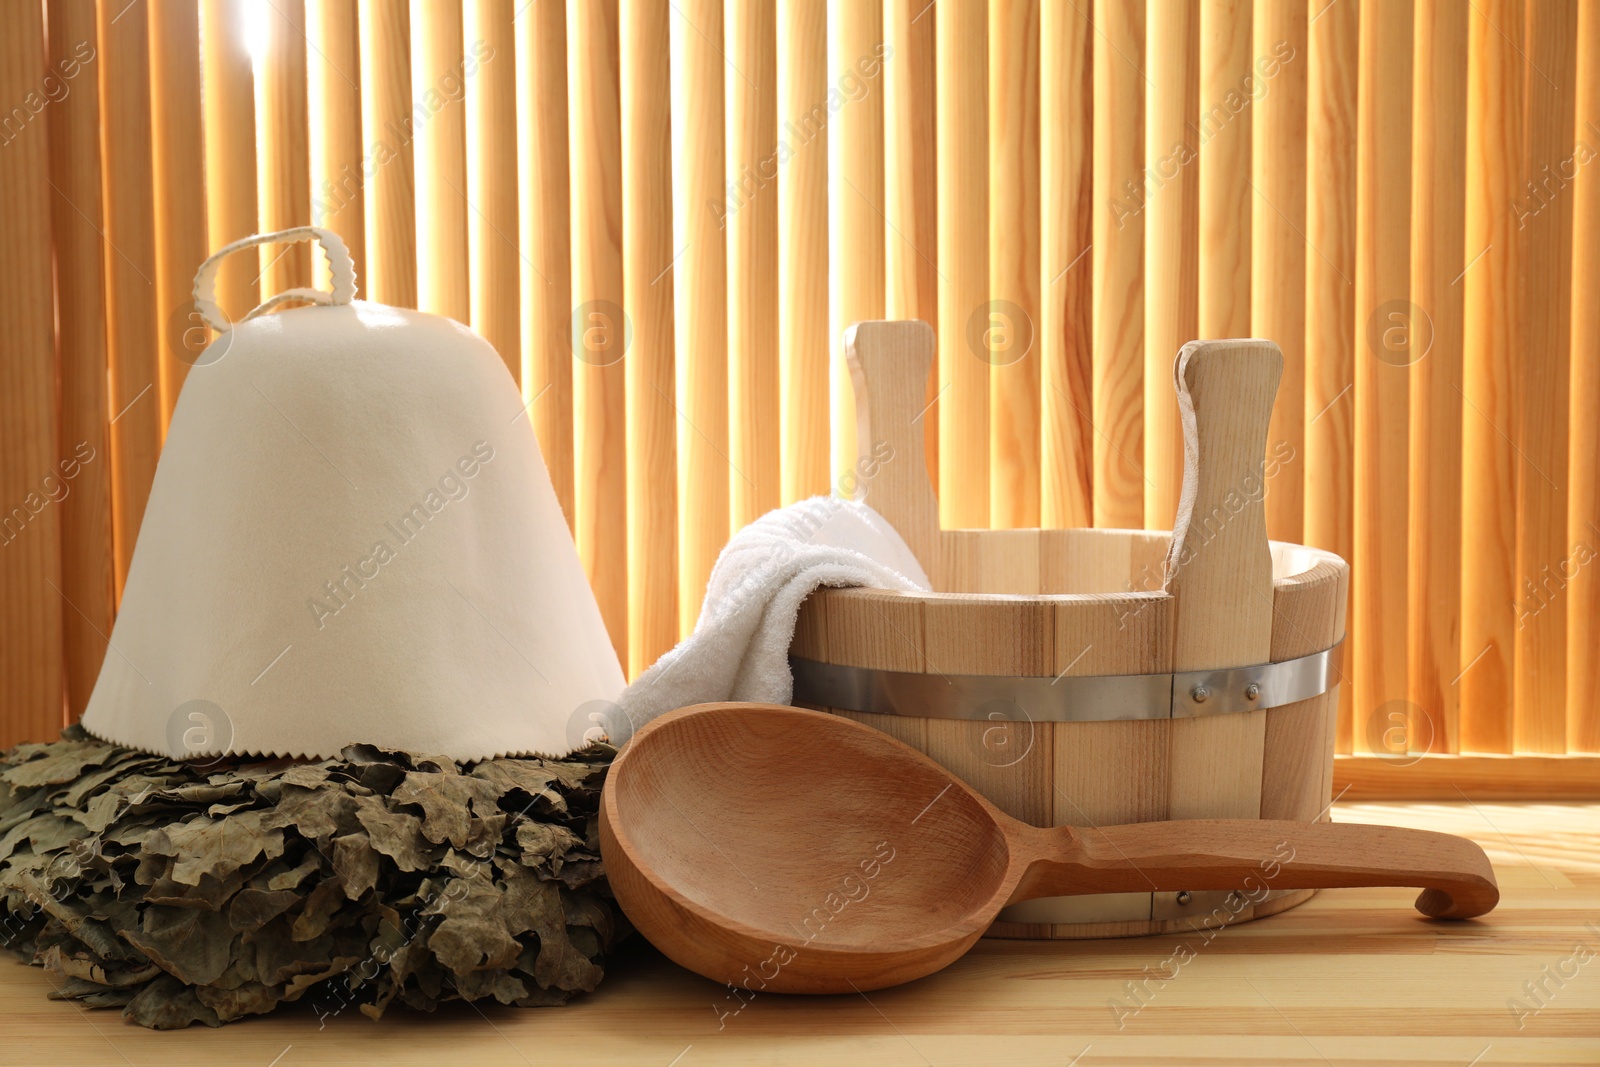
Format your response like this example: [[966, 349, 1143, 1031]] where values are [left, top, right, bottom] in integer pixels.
[[4, 802, 1597, 1067]]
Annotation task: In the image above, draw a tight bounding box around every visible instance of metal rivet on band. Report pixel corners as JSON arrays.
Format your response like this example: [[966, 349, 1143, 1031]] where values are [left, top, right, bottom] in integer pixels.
[[1191, 685, 1209, 704], [1245, 683, 1261, 701]]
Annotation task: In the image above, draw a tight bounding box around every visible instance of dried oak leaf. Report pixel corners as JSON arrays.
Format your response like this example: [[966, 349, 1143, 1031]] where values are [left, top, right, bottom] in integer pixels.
[[351, 795, 433, 873], [144, 811, 285, 886]]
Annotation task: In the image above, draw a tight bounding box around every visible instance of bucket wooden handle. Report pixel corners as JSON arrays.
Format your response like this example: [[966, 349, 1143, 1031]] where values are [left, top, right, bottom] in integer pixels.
[[1162, 339, 1284, 670], [843, 320, 944, 576]]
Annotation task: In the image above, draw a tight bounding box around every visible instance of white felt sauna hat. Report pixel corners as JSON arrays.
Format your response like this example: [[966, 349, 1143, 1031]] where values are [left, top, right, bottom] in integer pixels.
[[81, 227, 625, 762]]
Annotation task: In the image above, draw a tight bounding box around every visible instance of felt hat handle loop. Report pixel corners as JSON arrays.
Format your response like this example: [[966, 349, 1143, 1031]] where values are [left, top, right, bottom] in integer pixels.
[[192, 226, 357, 332]]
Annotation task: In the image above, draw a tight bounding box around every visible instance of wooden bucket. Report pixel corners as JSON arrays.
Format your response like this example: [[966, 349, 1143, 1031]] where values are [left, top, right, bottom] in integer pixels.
[[790, 321, 1348, 939]]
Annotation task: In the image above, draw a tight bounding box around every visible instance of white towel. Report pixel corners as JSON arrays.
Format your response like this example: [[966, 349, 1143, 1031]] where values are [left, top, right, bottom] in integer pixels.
[[611, 496, 932, 741]]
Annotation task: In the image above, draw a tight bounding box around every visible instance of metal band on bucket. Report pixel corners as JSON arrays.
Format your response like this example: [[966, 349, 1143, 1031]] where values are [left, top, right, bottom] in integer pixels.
[[789, 639, 1343, 722]]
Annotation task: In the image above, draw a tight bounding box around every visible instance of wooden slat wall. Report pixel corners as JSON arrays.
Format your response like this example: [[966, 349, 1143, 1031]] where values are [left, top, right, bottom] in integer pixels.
[[1, 0, 66, 745], [3, 0, 1598, 772], [621, 0, 678, 677], [568, 0, 628, 666], [47, 0, 115, 719]]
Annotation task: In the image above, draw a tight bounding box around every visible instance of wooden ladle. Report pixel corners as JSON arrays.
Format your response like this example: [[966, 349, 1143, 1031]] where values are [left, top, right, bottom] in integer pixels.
[[599, 703, 1498, 994]]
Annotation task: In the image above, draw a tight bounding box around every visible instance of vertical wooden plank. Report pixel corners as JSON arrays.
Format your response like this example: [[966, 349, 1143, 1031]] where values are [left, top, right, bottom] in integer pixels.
[[148, 0, 206, 430], [515, 0, 573, 523], [1039, 0, 1093, 529], [777, 0, 830, 504], [1163, 341, 1280, 822], [307, 0, 366, 295], [1143, 0, 1199, 531], [46, 0, 114, 719], [201, 0, 260, 318], [569, 0, 629, 662], [1091, 0, 1143, 529], [727, 0, 781, 526], [1514, 0, 1577, 754], [259, 0, 313, 295], [1251, 0, 1306, 542], [358, 0, 417, 307], [671, 0, 729, 634], [1352, 0, 1412, 752], [1198, 0, 1250, 340], [1408, 0, 1468, 756], [1571, 0, 1600, 754], [922, 600, 1055, 825], [99, 0, 162, 597], [1461, 0, 1522, 753], [830, 0, 886, 499], [988, 0, 1040, 529], [411, 0, 469, 320], [935, 0, 987, 527], [466, 0, 520, 379], [0, 3, 66, 745], [882, 0, 937, 338], [1304, 0, 1357, 752], [621, 0, 678, 677]]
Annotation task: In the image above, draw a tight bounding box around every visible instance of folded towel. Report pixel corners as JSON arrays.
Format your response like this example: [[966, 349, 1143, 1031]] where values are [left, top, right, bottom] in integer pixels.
[[612, 496, 932, 740]]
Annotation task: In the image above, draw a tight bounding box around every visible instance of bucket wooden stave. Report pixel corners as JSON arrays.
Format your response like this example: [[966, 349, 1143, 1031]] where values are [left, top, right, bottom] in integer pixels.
[[790, 321, 1349, 939]]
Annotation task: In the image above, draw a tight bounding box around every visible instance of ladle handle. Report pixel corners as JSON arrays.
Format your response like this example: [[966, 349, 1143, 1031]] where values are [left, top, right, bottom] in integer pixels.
[[1011, 819, 1498, 919]]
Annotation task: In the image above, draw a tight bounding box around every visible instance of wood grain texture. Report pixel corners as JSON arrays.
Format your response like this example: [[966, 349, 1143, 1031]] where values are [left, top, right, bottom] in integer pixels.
[[1571, 1, 1600, 754], [201, 0, 260, 320], [1142, 0, 1199, 532], [1197, 0, 1250, 339], [1461, 0, 1522, 754], [1261, 553, 1347, 823], [831, 0, 887, 502], [514, 0, 572, 522], [777, 0, 830, 504], [147, 0, 206, 429], [358, 0, 417, 308], [987, 0, 1040, 530], [1250, 0, 1305, 543], [1408, 0, 1468, 758], [98, 0, 162, 598], [600, 704, 1497, 993], [568, 0, 628, 663], [882, 0, 938, 345], [466, 0, 520, 380], [1163, 340, 1280, 824], [1091, 0, 1144, 529], [1335, 757, 1600, 800], [1039, 0, 1094, 529], [670, 0, 729, 635], [726, 0, 781, 528], [621, 0, 677, 677], [1513, 0, 1576, 754], [1352, 0, 1412, 752], [46, 0, 114, 721], [258, 0, 313, 296], [935, 0, 988, 528], [307, 0, 365, 297], [4, 802, 1593, 1063], [0, 0, 65, 747], [1303, 0, 1357, 754], [411, 0, 469, 320]]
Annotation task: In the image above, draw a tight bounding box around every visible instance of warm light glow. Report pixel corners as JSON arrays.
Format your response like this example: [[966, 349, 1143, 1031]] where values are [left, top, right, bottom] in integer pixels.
[[242, 0, 270, 71]]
